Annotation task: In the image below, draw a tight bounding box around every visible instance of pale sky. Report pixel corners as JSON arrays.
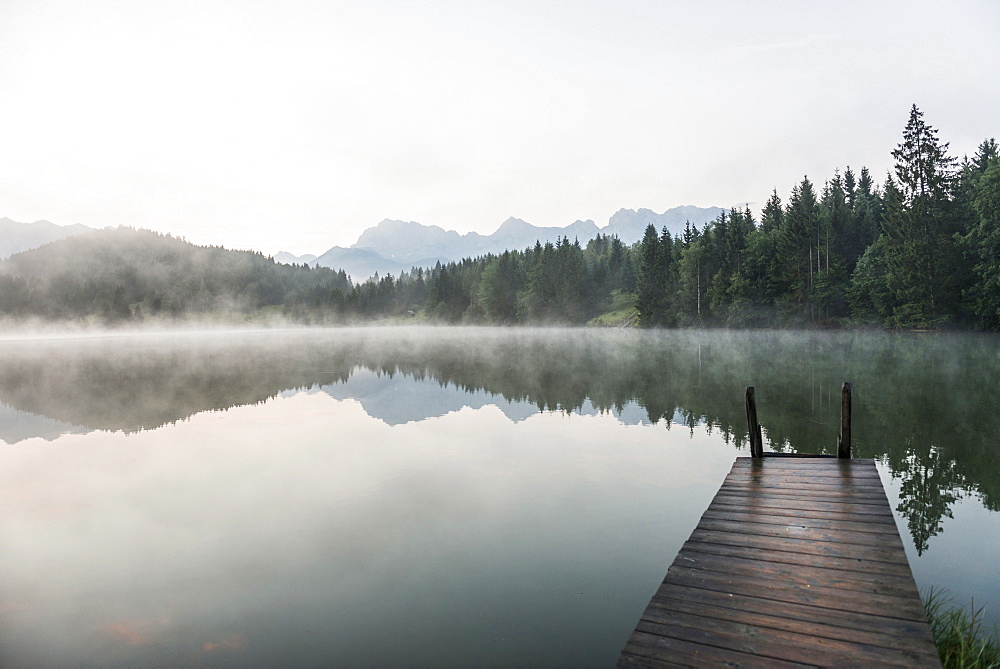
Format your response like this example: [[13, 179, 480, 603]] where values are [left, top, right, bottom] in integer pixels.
[[1, 0, 998, 256]]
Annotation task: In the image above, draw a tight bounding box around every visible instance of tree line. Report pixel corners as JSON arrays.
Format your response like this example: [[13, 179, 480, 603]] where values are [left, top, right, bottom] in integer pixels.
[[373, 105, 997, 330], [0, 105, 997, 330]]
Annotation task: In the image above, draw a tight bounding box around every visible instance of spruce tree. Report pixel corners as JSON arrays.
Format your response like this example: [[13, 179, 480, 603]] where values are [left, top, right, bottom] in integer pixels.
[[883, 105, 959, 326], [781, 177, 821, 321], [635, 224, 664, 326]]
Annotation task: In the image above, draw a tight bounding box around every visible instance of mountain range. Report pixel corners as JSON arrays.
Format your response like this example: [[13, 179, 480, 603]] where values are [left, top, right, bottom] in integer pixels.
[[290, 205, 725, 280], [0, 217, 95, 259], [2, 204, 725, 282]]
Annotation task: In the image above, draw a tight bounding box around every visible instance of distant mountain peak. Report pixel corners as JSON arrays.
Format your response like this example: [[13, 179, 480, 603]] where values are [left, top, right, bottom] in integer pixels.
[[603, 206, 726, 241], [0, 217, 95, 259], [274, 251, 317, 265], [368, 218, 456, 237], [495, 217, 533, 234], [313, 206, 723, 280]]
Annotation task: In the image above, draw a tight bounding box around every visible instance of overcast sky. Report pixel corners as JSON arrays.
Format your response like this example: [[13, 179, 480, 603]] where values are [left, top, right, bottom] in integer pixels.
[[1, 0, 998, 256]]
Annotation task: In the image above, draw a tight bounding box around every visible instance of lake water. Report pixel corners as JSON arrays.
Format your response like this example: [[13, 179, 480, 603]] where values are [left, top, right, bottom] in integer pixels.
[[1, 327, 997, 666]]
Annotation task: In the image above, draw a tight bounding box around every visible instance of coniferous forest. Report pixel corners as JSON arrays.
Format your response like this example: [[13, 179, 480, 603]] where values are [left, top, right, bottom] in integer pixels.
[[2, 105, 998, 330]]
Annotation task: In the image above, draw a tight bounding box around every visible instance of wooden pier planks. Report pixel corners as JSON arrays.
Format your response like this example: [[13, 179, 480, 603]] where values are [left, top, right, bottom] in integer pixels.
[[618, 457, 941, 667]]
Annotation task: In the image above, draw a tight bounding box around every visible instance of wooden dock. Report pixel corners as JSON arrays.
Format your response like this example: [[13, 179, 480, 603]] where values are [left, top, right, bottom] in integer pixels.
[[618, 456, 941, 667]]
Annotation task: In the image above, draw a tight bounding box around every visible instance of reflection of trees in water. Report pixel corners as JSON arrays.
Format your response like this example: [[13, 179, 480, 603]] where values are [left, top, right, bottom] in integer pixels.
[[0, 335, 350, 433], [895, 445, 963, 555], [0, 328, 996, 553]]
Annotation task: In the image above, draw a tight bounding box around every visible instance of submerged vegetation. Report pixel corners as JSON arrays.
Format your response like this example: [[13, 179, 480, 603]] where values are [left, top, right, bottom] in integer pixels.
[[0, 105, 997, 331], [925, 589, 1000, 668]]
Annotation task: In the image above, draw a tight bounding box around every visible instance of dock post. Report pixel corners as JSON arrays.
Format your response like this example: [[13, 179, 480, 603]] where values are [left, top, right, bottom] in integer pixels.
[[838, 382, 852, 458], [745, 386, 763, 458]]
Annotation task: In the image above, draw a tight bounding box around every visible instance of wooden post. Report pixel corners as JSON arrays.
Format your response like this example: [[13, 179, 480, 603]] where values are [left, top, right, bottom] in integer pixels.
[[745, 386, 763, 458], [838, 382, 852, 458]]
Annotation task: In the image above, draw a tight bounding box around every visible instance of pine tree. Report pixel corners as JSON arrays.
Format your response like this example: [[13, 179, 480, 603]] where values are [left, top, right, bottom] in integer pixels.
[[760, 190, 783, 233], [854, 167, 882, 250], [883, 105, 959, 326], [843, 167, 857, 210], [635, 224, 664, 326], [892, 105, 955, 206], [781, 177, 821, 321]]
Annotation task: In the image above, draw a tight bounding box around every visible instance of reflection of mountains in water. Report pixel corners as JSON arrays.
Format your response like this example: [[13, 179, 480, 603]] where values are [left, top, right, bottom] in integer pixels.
[[0, 367, 546, 444], [0, 403, 90, 444], [0, 366, 665, 444], [2, 327, 998, 554], [0, 331, 673, 444], [321, 368, 537, 425], [0, 329, 695, 443], [318, 367, 662, 427]]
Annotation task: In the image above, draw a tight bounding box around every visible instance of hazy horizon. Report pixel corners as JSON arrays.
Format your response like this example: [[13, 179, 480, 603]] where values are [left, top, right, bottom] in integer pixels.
[[2, 0, 998, 256]]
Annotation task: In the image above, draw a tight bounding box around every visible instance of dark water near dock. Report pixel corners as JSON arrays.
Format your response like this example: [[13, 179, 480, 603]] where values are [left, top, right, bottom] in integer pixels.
[[1, 327, 997, 665]]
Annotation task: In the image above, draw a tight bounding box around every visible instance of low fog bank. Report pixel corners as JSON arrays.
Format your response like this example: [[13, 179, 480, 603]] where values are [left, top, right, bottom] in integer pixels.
[[2, 326, 997, 559], [0, 313, 419, 342], [0, 314, 561, 342]]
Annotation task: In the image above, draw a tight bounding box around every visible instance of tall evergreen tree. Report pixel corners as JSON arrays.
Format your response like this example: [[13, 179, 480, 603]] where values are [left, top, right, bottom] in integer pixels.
[[892, 105, 956, 205], [780, 177, 822, 321], [675, 229, 708, 325], [882, 105, 959, 326], [635, 224, 665, 326], [760, 190, 784, 233]]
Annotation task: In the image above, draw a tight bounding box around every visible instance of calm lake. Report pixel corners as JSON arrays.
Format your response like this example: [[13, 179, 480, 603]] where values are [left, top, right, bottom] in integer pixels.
[[1, 327, 997, 666]]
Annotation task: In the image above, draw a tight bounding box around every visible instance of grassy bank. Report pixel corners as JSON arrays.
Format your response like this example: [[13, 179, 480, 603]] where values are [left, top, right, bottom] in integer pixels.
[[925, 589, 1000, 668]]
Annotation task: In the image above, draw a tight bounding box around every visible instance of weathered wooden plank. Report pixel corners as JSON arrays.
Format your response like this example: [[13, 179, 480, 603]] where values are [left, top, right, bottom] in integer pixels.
[[730, 458, 865, 470], [617, 651, 693, 668], [731, 456, 867, 467], [660, 564, 928, 621], [722, 475, 885, 490], [694, 517, 906, 548], [729, 460, 870, 471], [681, 540, 914, 577], [642, 584, 936, 650], [731, 464, 880, 475], [618, 457, 939, 667], [722, 480, 885, 493], [635, 614, 923, 667], [710, 493, 896, 518], [701, 508, 900, 534], [720, 477, 885, 492], [686, 528, 910, 564], [720, 479, 888, 495], [639, 597, 939, 665], [622, 629, 810, 668], [726, 464, 881, 477], [706, 500, 897, 526], [715, 488, 892, 505], [669, 550, 921, 598]]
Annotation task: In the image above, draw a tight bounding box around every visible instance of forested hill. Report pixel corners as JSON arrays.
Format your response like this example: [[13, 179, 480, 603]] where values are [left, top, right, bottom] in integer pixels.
[[0, 228, 352, 322]]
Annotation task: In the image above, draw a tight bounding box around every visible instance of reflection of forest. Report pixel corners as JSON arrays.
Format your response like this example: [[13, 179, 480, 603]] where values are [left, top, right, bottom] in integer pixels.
[[0, 328, 995, 552]]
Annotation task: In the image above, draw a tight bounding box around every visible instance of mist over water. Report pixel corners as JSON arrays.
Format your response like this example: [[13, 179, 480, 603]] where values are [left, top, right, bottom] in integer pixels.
[[1, 327, 997, 665]]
